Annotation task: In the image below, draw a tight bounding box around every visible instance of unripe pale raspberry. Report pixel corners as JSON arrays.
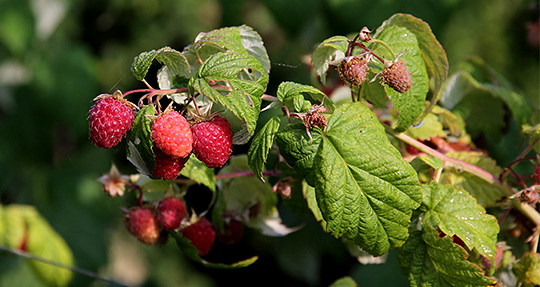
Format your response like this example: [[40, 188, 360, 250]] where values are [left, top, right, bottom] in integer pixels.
[[157, 197, 186, 230], [181, 218, 215, 256], [152, 148, 187, 180], [191, 115, 233, 168], [88, 97, 134, 149], [338, 56, 368, 86], [380, 60, 412, 93], [124, 207, 160, 245], [152, 111, 193, 158]]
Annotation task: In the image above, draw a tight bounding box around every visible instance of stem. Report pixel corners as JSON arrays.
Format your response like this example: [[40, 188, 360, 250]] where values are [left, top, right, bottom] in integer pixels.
[[500, 138, 539, 181], [123, 88, 189, 98], [191, 96, 202, 116], [142, 79, 154, 89], [262, 94, 278, 102], [346, 34, 360, 57], [173, 170, 280, 185], [390, 129, 502, 186], [0, 245, 129, 287], [515, 202, 540, 253], [433, 167, 443, 183], [352, 43, 385, 63]]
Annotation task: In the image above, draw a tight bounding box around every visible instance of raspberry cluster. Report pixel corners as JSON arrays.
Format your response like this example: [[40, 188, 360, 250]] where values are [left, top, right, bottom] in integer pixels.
[[88, 92, 235, 181], [123, 197, 217, 255], [88, 89, 236, 258]]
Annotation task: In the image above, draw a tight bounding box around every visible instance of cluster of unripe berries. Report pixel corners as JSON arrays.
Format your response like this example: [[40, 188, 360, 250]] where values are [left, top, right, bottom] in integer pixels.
[[337, 28, 412, 93], [124, 197, 216, 255], [87, 93, 234, 180]]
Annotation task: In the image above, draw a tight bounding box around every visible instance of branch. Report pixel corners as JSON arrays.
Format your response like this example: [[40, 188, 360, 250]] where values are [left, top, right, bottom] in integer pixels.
[[389, 127, 540, 252], [390, 130, 502, 186]]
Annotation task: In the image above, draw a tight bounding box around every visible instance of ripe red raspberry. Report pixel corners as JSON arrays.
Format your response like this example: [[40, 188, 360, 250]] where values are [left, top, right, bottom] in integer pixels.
[[191, 115, 233, 168], [88, 97, 134, 149], [535, 166, 540, 184], [152, 111, 193, 158], [380, 59, 412, 93], [152, 148, 187, 180], [181, 218, 215, 256], [157, 197, 186, 230], [124, 207, 160, 245], [338, 56, 368, 86]]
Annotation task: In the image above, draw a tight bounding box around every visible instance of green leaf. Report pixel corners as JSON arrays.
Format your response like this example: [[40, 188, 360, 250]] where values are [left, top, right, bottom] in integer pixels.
[[172, 233, 258, 269], [276, 81, 335, 113], [406, 113, 446, 141], [1, 205, 74, 287], [130, 47, 190, 82], [247, 116, 281, 181], [360, 73, 389, 109], [126, 141, 152, 176], [130, 50, 157, 81], [440, 57, 533, 127], [513, 252, 540, 287], [127, 105, 156, 172], [188, 25, 270, 76], [302, 181, 327, 230], [285, 102, 421, 256], [140, 179, 173, 193], [0, 204, 26, 248], [522, 123, 540, 153], [189, 51, 268, 142], [311, 36, 349, 85], [420, 182, 499, 259], [192, 26, 246, 56], [379, 13, 449, 108], [180, 156, 216, 192], [238, 25, 271, 76], [216, 156, 276, 222], [413, 155, 444, 170], [399, 226, 496, 287], [275, 123, 322, 186], [373, 25, 429, 132], [439, 151, 509, 207], [330, 276, 358, 287], [155, 47, 191, 79]]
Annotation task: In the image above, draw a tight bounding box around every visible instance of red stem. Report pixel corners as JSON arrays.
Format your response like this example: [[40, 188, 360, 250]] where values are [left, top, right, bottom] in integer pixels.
[[352, 42, 385, 63], [215, 170, 280, 180]]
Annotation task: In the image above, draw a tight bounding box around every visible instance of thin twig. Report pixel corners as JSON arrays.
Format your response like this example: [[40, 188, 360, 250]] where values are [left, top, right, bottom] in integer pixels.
[[0, 245, 129, 287], [173, 170, 280, 185]]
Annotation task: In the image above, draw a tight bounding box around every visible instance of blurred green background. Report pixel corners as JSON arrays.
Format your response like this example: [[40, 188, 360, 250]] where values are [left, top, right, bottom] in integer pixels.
[[0, 0, 538, 286]]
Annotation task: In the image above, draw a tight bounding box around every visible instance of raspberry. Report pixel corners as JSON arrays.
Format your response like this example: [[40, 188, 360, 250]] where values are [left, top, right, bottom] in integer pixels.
[[191, 115, 233, 168], [217, 219, 244, 245], [338, 56, 368, 86], [124, 207, 160, 245], [152, 148, 187, 180], [181, 218, 215, 256], [88, 96, 134, 149], [157, 197, 186, 230], [535, 166, 540, 184], [152, 111, 193, 158], [380, 59, 412, 93]]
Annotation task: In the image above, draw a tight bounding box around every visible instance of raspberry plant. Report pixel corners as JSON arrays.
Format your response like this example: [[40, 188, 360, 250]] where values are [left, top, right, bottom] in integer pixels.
[[88, 13, 540, 286]]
